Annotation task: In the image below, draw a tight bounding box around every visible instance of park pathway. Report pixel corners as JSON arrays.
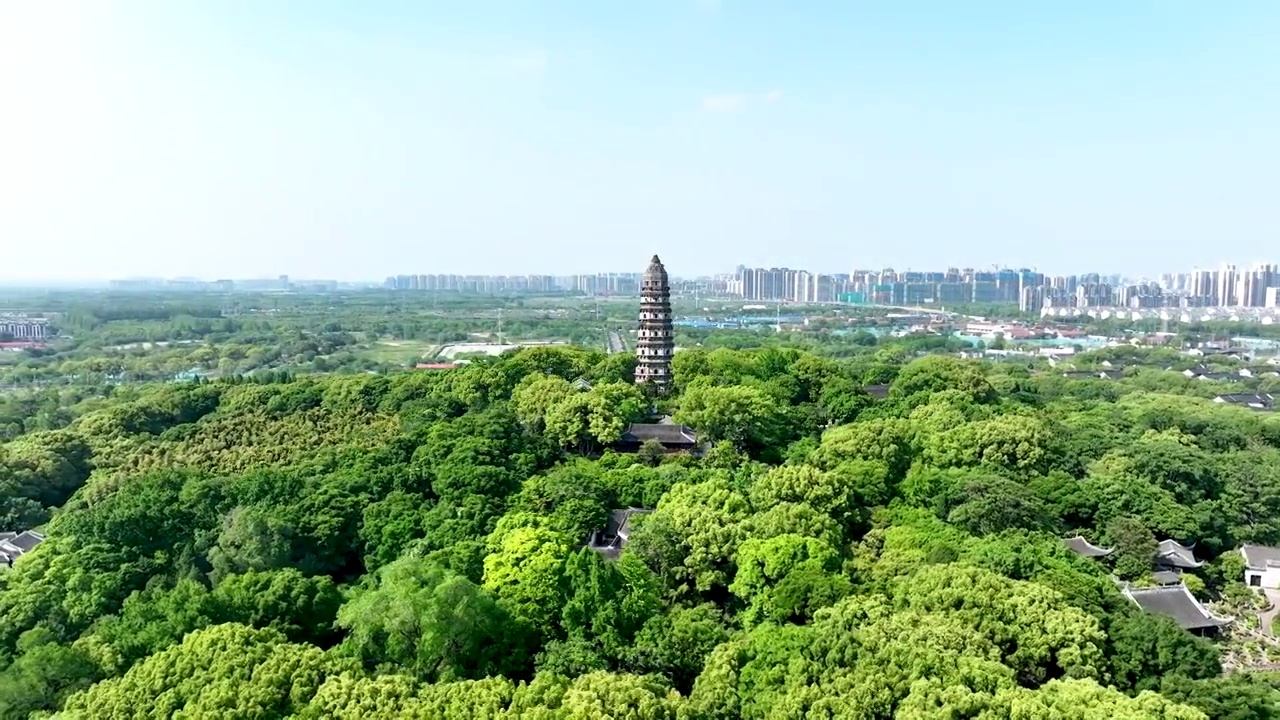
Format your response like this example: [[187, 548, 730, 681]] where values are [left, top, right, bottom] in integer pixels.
[[1259, 589, 1280, 636]]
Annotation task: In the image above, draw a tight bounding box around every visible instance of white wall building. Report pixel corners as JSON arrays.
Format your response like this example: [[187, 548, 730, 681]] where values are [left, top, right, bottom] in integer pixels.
[[1240, 545, 1280, 589]]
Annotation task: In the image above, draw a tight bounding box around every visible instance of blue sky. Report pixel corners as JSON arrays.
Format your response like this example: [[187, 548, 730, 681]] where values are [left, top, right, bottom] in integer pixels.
[[2, 1, 1279, 281]]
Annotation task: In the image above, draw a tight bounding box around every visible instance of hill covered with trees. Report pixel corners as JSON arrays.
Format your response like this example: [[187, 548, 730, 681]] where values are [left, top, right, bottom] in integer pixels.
[[0, 345, 1277, 718]]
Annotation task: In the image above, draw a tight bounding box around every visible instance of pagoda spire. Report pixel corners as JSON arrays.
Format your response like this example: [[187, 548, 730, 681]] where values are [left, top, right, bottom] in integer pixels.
[[635, 255, 674, 393]]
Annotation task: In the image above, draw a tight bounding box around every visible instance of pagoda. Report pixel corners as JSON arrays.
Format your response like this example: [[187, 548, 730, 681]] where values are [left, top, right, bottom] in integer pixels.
[[635, 255, 674, 392]]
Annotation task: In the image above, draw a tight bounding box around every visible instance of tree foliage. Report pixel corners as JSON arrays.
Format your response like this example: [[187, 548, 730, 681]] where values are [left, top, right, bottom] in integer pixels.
[[0, 341, 1270, 717]]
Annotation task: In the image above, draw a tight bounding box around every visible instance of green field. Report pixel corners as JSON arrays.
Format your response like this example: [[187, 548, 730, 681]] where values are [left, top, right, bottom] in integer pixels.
[[359, 339, 442, 364]]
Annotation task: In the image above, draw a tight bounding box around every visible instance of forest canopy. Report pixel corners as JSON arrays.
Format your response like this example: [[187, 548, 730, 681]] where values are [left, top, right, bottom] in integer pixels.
[[0, 343, 1276, 718]]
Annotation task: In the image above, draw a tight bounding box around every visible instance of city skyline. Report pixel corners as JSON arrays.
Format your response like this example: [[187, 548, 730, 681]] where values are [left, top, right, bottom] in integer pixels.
[[4, 252, 1279, 288], [51, 256, 1280, 312], [5, 3, 1280, 281]]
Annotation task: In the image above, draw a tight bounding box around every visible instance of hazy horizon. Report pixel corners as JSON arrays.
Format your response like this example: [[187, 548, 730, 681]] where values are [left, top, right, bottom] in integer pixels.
[[3, 2, 1279, 281]]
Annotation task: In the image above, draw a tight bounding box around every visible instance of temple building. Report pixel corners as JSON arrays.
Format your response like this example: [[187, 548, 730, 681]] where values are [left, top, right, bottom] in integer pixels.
[[1155, 539, 1203, 573], [0, 530, 44, 567], [635, 255, 675, 392], [1122, 584, 1231, 634], [585, 508, 652, 561], [1063, 535, 1113, 559], [1240, 544, 1280, 589], [615, 416, 702, 454]]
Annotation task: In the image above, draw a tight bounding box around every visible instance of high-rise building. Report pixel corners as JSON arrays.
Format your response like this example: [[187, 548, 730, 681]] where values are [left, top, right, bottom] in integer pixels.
[[1217, 264, 1237, 307], [635, 255, 675, 393], [1019, 286, 1045, 314], [1190, 269, 1217, 305], [1242, 263, 1278, 307]]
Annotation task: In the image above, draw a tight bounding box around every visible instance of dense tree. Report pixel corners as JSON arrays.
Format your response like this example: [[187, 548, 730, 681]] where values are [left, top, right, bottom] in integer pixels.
[[210, 569, 343, 647], [339, 557, 520, 682], [0, 629, 99, 719], [61, 624, 354, 718], [947, 475, 1057, 536], [359, 490, 431, 571], [560, 551, 662, 663], [206, 506, 295, 582], [890, 355, 997, 405], [674, 383, 787, 454], [730, 533, 850, 626], [1106, 516, 1160, 581], [512, 375, 576, 433], [626, 604, 730, 693], [482, 525, 572, 630], [628, 479, 752, 597], [1105, 608, 1221, 692]]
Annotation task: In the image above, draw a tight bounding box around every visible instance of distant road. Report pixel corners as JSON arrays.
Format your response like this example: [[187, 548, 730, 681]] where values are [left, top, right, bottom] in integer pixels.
[[607, 330, 625, 354], [861, 303, 969, 319]]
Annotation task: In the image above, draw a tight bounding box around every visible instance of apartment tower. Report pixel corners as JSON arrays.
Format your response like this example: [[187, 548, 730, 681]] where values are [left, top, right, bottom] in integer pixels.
[[635, 255, 674, 393]]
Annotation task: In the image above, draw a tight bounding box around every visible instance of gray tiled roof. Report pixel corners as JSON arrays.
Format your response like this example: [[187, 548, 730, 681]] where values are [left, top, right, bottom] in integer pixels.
[[0, 530, 44, 559], [1156, 539, 1202, 569], [1063, 535, 1113, 558], [586, 508, 652, 560], [1197, 372, 1242, 383], [863, 384, 891, 398], [1241, 544, 1280, 570], [1124, 584, 1231, 630], [620, 423, 698, 445], [1215, 393, 1275, 410], [8, 531, 44, 553]]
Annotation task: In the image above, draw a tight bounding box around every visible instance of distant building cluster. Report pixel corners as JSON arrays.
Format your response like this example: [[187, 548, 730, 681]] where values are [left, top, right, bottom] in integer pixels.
[[725, 266, 1053, 307], [107, 259, 1280, 311], [109, 276, 305, 292], [0, 315, 50, 340], [1165, 263, 1280, 308], [383, 273, 642, 295], [718, 262, 1280, 314], [1033, 263, 1280, 315]]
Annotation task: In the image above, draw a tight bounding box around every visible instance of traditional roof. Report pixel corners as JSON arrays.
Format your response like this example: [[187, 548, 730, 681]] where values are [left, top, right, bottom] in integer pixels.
[[0, 530, 45, 563], [586, 508, 652, 560], [1151, 570, 1183, 585], [6, 531, 44, 553], [571, 378, 593, 391], [1063, 535, 1114, 558], [644, 255, 668, 279], [1240, 367, 1280, 377], [1123, 584, 1231, 630], [863, 384, 890, 398], [1197, 372, 1243, 383], [1214, 393, 1275, 410], [1156, 539, 1202, 569], [1241, 544, 1280, 570], [620, 420, 698, 447]]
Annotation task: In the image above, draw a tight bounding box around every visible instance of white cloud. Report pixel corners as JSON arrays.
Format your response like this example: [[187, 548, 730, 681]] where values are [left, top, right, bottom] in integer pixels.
[[701, 94, 746, 112], [700, 90, 782, 113]]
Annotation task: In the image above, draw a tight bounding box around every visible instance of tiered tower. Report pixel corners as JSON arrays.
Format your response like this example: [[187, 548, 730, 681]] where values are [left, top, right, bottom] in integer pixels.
[[635, 255, 674, 393]]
